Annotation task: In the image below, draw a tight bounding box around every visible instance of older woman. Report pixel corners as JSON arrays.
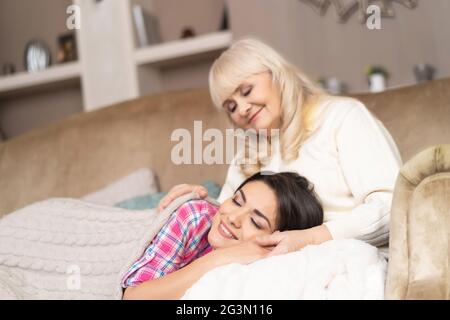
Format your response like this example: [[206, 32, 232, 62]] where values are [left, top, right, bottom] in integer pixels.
[[158, 38, 401, 256]]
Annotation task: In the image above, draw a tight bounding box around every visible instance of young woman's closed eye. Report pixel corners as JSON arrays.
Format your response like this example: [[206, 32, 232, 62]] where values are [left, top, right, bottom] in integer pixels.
[[231, 191, 267, 231]]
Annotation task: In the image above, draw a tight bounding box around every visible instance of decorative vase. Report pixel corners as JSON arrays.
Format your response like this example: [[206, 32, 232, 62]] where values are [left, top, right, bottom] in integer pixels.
[[369, 74, 386, 93], [414, 64, 435, 83]]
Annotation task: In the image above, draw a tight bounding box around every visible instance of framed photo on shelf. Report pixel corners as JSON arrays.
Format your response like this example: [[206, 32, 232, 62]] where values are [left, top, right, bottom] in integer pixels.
[[57, 33, 78, 63]]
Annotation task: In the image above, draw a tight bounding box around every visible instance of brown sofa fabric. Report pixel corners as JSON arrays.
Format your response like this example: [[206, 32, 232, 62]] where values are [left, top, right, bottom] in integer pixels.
[[354, 78, 450, 163], [385, 145, 450, 299], [0, 78, 449, 217]]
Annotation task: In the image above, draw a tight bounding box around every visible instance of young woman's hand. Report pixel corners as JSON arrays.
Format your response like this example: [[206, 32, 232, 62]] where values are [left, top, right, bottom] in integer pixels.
[[123, 240, 271, 300], [212, 240, 273, 266], [157, 184, 208, 212], [254, 225, 333, 257]]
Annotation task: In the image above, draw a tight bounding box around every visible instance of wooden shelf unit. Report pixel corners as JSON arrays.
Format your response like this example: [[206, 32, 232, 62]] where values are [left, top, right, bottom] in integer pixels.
[[0, 61, 81, 97]]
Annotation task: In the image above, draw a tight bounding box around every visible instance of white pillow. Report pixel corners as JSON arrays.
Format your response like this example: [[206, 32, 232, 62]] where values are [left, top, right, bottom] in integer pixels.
[[81, 168, 159, 206]]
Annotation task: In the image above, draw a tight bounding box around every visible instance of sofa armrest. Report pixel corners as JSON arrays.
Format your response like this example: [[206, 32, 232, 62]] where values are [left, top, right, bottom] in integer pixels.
[[386, 145, 450, 299]]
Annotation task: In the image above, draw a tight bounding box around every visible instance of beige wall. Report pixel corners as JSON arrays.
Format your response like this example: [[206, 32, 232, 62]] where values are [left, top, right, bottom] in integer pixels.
[[227, 0, 450, 92], [0, 0, 226, 139], [132, 0, 226, 93], [152, 0, 226, 92], [131, 0, 226, 44], [0, 0, 73, 73], [0, 84, 83, 138], [1, 0, 449, 140], [0, 0, 82, 139]]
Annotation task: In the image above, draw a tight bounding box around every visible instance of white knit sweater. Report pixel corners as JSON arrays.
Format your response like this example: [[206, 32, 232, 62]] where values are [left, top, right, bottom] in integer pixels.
[[218, 97, 402, 247]]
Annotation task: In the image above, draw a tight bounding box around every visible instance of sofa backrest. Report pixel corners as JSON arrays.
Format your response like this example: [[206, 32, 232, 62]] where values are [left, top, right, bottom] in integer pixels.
[[0, 89, 230, 217], [354, 78, 450, 163], [0, 78, 449, 216]]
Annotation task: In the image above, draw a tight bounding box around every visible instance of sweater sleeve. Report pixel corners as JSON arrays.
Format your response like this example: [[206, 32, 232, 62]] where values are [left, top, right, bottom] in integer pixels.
[[324, 101, 402, 247]]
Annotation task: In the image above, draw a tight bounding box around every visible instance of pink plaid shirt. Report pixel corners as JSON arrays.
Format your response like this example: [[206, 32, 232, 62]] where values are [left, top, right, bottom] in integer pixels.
[[121, 200, 219, 288]]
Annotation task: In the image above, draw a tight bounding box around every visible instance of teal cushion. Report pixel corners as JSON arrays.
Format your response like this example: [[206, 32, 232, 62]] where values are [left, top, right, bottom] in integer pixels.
[[115, 180, 222, 210]]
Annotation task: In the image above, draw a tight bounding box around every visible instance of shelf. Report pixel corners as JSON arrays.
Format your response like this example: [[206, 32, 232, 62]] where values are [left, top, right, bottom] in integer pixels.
[[0, 61, 81, 97], [134, 31, 233, 67]]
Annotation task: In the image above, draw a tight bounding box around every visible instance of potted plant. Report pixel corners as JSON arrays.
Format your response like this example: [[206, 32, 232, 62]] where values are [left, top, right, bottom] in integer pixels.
[[365, 65, 389, 93]]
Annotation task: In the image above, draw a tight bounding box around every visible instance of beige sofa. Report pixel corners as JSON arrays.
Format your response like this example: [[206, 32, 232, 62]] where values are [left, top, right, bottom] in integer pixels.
[[386, 144, 449, 299], [0, 78, 449, 299]]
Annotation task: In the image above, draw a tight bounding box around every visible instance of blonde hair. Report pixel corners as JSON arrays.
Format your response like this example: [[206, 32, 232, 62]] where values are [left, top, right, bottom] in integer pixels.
[[209, 38, 327, 177]]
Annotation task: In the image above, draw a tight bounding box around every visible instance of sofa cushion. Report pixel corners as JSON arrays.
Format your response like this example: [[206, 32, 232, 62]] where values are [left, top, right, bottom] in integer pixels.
[[81, 167, 159, 206], [114, 180, 222, 210]]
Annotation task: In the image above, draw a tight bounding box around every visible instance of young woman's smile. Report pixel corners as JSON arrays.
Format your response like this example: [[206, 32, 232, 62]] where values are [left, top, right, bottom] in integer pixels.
[[218, 220, 238, 240]]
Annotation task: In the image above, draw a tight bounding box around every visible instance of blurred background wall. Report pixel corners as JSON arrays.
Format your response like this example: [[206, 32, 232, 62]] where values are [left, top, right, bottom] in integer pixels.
[[227, 0, 450, 92], [0, 0, 449, 140]]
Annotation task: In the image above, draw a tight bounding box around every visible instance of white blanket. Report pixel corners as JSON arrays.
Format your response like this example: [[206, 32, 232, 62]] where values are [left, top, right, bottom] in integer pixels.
[[182, 239, 387, 300]]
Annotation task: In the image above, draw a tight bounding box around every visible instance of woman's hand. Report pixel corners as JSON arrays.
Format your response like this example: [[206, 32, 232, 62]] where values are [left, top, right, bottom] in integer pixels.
[[123, 240, 271, 300], [255, 225, 333, 257], [211, 240, 273, 266], [157, 184, 208, 212]]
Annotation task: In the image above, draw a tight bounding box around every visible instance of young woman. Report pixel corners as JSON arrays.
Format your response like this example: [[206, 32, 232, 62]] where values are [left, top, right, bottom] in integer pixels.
[[158, 38, 402, 256], [122, 172, 323, 300]]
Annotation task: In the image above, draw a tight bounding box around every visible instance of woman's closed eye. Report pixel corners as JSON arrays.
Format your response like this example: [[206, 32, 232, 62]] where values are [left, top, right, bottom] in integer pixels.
[[226, 101, 237, 113], [232, 194, 263, 230], [224, 86, 252, 113], [250, 218, 262, 230], [241, 86, 252, 97], [232, 195, 242, 206]]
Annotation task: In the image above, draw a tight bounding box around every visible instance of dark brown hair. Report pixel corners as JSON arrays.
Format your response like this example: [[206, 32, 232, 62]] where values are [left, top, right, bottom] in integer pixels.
[[236, 171, 324, 231]]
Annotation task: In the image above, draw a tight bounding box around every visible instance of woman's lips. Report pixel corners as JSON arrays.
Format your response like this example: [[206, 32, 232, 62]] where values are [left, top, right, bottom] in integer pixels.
[[248, 107, 264, 124], [218, 221, 238, 240]]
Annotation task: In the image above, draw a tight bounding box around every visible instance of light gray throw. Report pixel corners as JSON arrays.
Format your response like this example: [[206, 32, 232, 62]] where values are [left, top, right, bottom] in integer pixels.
[[0, 193, 205, 300]]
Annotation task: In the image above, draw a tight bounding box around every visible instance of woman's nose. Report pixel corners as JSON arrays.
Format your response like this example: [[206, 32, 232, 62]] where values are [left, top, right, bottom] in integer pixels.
[[236, 99, 251, 117], [227, 209, 247, 228]]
